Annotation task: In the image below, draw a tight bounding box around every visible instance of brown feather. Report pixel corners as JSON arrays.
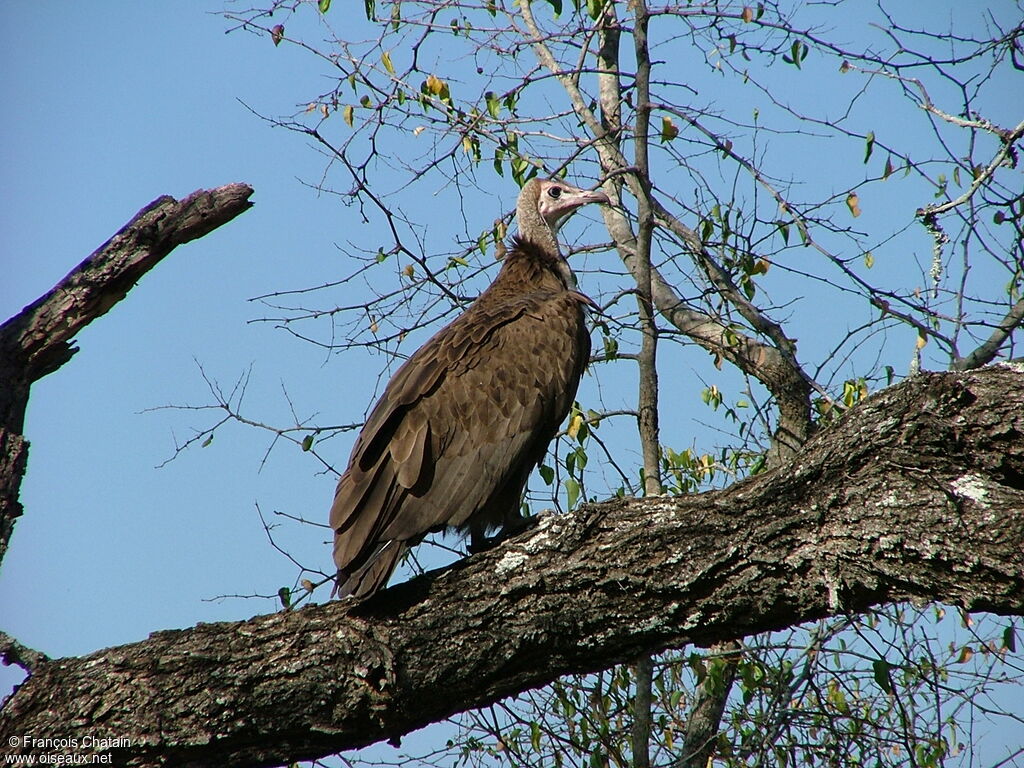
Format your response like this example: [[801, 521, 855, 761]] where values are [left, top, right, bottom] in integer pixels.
[[330, 180, 606, 598]]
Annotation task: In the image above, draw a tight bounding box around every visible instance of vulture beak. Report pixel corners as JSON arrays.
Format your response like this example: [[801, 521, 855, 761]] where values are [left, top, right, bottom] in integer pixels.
[[539, 181, 611, 231]]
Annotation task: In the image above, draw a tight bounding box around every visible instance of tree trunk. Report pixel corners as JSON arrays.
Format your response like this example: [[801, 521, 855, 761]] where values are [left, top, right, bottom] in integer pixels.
[[0, 183, 254, 568], [2, 364, 1021, 768]]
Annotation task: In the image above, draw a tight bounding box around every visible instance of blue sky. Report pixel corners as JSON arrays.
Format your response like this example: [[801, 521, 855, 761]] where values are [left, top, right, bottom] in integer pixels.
[[2, 1, 1021, 763], [1, 2, 356, 674]]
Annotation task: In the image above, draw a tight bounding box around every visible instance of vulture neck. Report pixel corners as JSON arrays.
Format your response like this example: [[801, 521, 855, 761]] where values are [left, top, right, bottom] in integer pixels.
[[514, 192, 577, 290], [516, 192, 562, 260]]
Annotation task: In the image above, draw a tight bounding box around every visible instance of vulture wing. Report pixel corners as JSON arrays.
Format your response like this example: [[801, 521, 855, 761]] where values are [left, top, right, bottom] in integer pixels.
[[330, 271, 590, 598]]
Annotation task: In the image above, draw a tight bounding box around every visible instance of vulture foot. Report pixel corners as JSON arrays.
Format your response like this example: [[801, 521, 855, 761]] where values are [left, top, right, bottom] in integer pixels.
[[468, 514, 540, 554]]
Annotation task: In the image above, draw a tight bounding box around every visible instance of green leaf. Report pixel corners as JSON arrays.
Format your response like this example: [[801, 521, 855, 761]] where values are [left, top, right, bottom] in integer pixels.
[[1003, 624, 1017, 652], [201, 433, 214, 448], [777, 220, 790, 244], [784, 39, 804, 68], [872, 658, 893, 694], [318, 0, 331, 12], [574, 445, 588, 468], [381, 50, 395, 75], [565, 477, 580, 510], [539, 464, 555, 485], [544, 0, 562, 15], [485, 91, 501, 119], [278, 587, 292, 609], [796, 218, 810, 246], [602, 335, 618, 359], [362, 0, 374, 20], [864, 130, 875, 164], [301, 434, 314, 451]]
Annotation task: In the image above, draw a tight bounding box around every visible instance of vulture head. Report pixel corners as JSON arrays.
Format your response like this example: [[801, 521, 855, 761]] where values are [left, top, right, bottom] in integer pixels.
[[516, 178, 610, 256]]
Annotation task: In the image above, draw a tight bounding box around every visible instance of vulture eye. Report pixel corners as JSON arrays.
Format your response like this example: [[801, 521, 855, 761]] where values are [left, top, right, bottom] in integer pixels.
[[547, 186, 562, 199]]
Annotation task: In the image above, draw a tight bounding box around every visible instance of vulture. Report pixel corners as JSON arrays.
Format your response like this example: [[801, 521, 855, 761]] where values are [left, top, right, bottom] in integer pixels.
[[330, 177, 609, 598]]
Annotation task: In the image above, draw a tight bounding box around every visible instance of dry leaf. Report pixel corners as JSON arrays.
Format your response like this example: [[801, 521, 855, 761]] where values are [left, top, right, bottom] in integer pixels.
[[846, 192, 862, 217]]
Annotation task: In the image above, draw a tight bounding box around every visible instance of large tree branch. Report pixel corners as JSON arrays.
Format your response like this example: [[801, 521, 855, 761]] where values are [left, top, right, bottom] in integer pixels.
[[953, 297, 1024, 371], [0, 184, 254, 568], [2, 365, 1021, 768]]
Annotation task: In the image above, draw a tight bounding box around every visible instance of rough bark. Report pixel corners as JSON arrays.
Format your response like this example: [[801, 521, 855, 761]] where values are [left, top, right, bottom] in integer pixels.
[[2, 364, 1022, 768], [0, 183, 254, 568]]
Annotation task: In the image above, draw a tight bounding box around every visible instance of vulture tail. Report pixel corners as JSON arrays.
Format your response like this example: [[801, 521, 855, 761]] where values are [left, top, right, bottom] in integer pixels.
[[334, 540, 407, 599]]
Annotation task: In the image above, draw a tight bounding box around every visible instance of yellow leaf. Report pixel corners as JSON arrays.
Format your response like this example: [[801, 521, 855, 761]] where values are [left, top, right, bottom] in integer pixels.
[[402, 264, 415, 278], [306, 102, 317, 113], [382, 50, 395, 75], [741, 6, 753, 22], [916, 331, 927, 350], [660, 115, 679, 142], [957, 646, 974, 664], [567, 413, 583, 439], [751, 258, 770, 275], [369, 318, 379, 333], [343, 105, 354, 127], [864, 251, 874, 268], [301, 579, 315, 592], [426, 73, 445, 95], [321, 104, 329, 118], [462, 135, 473, 154], [846, 192, 861, 217]]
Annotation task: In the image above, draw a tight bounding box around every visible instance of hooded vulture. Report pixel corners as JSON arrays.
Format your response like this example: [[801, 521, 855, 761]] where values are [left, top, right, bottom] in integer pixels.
[[330, 177, 609, 598]]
